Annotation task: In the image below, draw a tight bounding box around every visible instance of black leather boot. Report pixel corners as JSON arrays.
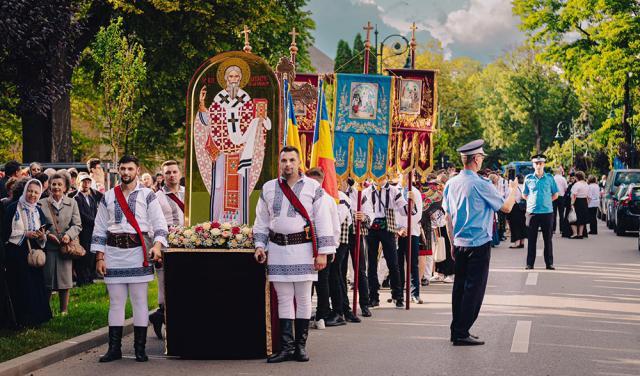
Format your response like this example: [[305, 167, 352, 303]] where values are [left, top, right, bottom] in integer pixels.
[[99, 326, 123, 363], [149, 304, 164, 339], [294, 319, 310, 362], [133, 326, 149, 362], [267, 319, 295, 363]]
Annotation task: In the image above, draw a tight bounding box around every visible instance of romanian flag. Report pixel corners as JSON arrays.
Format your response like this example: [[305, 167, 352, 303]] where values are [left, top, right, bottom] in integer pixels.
[[284, 79, 305, 171], [310, 79, 338, 200]]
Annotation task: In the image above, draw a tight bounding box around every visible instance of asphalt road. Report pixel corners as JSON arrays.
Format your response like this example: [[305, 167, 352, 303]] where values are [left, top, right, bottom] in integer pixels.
[[35, 222, 640, 376]]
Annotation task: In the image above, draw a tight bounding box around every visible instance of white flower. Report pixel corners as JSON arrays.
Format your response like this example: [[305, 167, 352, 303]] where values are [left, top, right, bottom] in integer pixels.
[[183, 229, 193, 237], [211, 228, 221, 237], [217, 238, 226, 245], [241, 227, 252, 235], [235, 234, 244, 241], [204, 239, 213, 247], [202, 222, 211, 231], [221, 222, 232, 230]]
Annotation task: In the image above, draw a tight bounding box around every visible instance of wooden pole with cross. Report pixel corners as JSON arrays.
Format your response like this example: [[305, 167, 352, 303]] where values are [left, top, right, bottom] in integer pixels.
[[289, 27, 299, 67], [241, 25, 252, 53], [363, 21, 374, 74], [410, 22, 417, 69]]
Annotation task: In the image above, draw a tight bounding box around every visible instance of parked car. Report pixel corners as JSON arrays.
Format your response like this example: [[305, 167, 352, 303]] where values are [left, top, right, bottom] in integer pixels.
[[602, 169, 640, 227], [612, 184, 640, 236]]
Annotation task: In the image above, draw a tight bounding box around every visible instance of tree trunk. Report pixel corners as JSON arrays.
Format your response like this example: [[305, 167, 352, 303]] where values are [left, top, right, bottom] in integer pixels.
[[22, 111, 52, 163], [50, 91, 73, 162]]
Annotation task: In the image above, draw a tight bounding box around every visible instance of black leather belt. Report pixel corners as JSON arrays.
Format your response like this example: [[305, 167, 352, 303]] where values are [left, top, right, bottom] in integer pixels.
[[269, 229, 312, 246], [107, 232, 147, 249]]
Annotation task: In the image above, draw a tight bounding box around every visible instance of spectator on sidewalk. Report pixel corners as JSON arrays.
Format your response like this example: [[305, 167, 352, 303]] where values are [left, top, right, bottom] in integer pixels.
[[587, 175, 600, 235], [0, 161, 21, 199], [87, 158, 106, 193], [2, 179, 52, 327], [570, 171, 590, 239], [39, 173, 82, 316], [73, 173, 103, 286], [553, 168, 568, 234], [28, 162, 42, 177]]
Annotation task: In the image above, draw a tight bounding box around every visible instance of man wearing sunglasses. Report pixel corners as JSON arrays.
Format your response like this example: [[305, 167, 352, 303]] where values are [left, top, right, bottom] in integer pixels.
[[522, 154, 559, 270]]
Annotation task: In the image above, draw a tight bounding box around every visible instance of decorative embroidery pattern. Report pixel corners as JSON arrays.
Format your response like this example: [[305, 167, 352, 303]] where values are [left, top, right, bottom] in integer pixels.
[[312, 186, 323, 204], [91, 235, 107, 245], [146, 191, 157, 205], [287, 180, 306, 217], [105, 266, 154, 278], [317, 236, 335, 248], [273, 183, 283, 217], [267, 264, 316, 275], [154, 229, 168, 240], [115, 191, 139, 224], [254, 232, 268, 246]]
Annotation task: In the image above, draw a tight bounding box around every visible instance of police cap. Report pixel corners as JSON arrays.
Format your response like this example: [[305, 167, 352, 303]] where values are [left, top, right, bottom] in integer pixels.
[[457, 139, 487, 156], [531, 154, 547, 163]]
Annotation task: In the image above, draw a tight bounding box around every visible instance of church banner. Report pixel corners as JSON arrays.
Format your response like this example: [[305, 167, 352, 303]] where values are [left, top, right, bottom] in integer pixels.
[[386, 69, 437, 179], [292, 73, 318, 170], [332, 73, 394, 182], [185, 51, 280, 226]]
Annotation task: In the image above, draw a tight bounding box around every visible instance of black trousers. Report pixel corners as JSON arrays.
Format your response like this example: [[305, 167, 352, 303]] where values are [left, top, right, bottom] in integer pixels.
[[450, 242, 491, 339], [367, 229, 403, 301], [588, 207, 598, 234], [526, 213, 554, 267], [397, 235, 420, 298], [315, 258, 332, 319], [329, 243, 348, 316], [553, 200, 566, 233], [342, 233, 369, 312]]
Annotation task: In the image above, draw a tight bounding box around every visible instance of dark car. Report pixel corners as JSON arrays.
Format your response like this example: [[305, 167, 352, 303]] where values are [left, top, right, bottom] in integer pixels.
[[612, 184, 640, 236], [603, 169, 640, 228]]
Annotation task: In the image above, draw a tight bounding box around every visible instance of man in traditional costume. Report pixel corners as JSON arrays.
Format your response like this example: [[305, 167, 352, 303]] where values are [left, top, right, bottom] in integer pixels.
[[366, 173, 408, 309], [149, 160, 185, 339], [253, 146, 335, 363], [91, 155, 168, 362]]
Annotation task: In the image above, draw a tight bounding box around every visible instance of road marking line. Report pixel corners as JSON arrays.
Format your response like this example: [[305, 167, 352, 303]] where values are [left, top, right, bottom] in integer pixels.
[[510, 320, 532, 353], [525, 272, 538, 286]]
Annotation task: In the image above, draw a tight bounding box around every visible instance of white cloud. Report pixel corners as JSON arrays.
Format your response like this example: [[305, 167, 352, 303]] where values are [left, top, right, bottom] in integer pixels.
[[425, 0, 520, 48]]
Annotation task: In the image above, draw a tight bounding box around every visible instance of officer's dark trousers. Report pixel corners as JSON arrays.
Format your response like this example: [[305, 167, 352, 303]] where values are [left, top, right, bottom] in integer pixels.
[[328, 243, 348, 316], [367, 229, 403, 301], [526, 213, 554, 267], [553, 200, 566, 233], [397, 235, 420, 298], [451, 242, 491, 340], [342, 233, 369, 311], [315, 257, 332, 320]]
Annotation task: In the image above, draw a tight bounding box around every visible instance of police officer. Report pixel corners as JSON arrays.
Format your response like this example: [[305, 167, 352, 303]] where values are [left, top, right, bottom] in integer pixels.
[[523, 154, 559, 270], [443, 140, 519, 346]]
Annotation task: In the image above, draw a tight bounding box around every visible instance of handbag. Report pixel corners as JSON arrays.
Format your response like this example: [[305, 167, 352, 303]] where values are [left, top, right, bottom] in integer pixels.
[[567, 207, 577, 224], [433, 227, 446, 263], [48, 201, 86, 259], [19, 204, 47, 268]]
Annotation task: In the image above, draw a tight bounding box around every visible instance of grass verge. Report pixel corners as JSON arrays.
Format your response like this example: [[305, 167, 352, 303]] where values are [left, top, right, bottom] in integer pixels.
[[0, 279, 158, 363]]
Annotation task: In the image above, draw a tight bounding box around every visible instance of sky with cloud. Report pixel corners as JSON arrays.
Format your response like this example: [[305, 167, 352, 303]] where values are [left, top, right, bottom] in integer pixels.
[[304, 0, 527, 64]]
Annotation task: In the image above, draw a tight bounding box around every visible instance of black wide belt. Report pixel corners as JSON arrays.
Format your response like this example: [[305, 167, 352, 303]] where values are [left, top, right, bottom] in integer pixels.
[[107, 232, 147, 249], [269, 229, 312, 246]]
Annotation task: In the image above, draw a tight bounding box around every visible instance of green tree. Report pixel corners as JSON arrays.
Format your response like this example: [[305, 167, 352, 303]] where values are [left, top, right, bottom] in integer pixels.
[[334, 40, 353, 73], [91, 18, 147, 163], [349, 33, 365, 73]]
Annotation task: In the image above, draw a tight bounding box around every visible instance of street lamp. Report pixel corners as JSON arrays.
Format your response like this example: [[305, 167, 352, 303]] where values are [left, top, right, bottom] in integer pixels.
[[555, 119, 576, 168], [376, 32, 410, 74], [452, 112, 461, 128]]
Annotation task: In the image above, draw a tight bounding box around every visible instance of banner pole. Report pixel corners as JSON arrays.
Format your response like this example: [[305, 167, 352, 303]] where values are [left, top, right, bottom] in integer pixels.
[[352, 189, 362, 315], [406, 172, 413, 310]]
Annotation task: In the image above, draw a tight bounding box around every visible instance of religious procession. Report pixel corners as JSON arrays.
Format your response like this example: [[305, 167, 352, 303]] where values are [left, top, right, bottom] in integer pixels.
[[1, 1, 639, 375]]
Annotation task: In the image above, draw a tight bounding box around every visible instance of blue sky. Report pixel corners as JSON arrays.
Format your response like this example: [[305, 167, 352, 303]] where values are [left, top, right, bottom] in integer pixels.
[[304, 0, 526, 64]]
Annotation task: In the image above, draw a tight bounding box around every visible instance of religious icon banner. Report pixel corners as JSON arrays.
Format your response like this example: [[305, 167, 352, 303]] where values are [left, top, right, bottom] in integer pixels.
[[293, 73, 318, 170], [186, 51, 280, 226], [332, 73, 394, 182], [386, 69, 437, 178]]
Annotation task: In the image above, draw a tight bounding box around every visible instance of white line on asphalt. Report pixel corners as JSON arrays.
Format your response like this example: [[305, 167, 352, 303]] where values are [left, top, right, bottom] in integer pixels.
[[510, 320, 532, 353], [525, 272, 538, 286]]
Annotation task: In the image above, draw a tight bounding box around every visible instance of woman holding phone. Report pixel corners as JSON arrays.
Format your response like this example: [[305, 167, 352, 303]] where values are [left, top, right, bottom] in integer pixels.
[[1, 179, 52, 327]]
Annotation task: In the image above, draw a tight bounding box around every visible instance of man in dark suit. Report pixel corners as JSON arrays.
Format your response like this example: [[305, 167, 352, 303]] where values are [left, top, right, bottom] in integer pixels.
[[73, 173, 103, 285]]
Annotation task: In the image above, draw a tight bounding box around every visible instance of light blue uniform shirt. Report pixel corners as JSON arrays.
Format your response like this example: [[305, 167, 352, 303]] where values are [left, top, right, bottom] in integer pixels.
[[523, 173, 558, 214], [442, 170, 505, 247]]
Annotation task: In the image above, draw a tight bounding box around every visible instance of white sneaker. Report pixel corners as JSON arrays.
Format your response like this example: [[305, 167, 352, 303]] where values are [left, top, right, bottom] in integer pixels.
[[443, 275, 454, 283], [315, 318, 325, 330], [430, 274, 444, 282]]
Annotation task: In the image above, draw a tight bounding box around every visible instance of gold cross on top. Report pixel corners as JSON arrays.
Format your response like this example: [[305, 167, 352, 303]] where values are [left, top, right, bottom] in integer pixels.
[[241, 25, 252, 53]]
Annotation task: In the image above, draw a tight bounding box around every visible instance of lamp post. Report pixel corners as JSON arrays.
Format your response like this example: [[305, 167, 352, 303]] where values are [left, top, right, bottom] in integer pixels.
[[376, 32, 410, 74], [555, 118, 584, 168]]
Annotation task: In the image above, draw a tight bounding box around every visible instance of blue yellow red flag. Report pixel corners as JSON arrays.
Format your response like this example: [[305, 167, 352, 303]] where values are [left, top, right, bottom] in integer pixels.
[[284, 79, 306, 171], [310, 79, 338, 200]]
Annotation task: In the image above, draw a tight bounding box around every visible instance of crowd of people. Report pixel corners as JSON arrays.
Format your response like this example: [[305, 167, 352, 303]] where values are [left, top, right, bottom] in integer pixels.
[[0, 144, 609, 363]]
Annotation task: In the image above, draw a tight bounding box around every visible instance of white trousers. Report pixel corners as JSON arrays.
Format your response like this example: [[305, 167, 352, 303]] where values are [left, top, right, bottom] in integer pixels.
[[156, 268, 165, 305], [273, 281, 313, 319], [107, 283, 149, 327]]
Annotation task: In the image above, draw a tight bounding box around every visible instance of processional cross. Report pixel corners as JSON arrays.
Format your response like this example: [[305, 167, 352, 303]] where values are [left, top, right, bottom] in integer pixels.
[[363, 21, 374, 74], [289, 27, 299, 65], [241, 25, 252, 53]]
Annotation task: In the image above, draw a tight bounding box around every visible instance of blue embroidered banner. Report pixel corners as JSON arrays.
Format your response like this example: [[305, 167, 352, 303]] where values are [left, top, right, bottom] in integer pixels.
[[332, 73, 393, 182]]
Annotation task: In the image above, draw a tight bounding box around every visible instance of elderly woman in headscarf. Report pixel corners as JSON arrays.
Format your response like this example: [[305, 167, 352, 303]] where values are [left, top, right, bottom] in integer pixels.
[[1, 179, 52, 327]]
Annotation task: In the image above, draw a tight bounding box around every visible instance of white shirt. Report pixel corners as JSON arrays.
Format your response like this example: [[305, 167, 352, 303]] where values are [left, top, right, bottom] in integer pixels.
[[571, 181, 589, 198], [156, 185, 185, 227], [398, 186, 423, 236], [323, 192, 341, 247], [588, 183, 600, 208], [554, 174, 568, 196], [337, 191, 353, 227], [370, 183, 407, 220]]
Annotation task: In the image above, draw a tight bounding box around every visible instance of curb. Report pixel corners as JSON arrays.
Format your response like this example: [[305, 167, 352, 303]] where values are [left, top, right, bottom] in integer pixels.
[[0, 318, 135, 376]]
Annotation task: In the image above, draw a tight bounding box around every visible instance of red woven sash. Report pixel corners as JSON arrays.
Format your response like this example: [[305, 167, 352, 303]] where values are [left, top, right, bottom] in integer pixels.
[[277, 178, 318, 258], [166, 192, 184, 212], [114, 186, 148, 267]]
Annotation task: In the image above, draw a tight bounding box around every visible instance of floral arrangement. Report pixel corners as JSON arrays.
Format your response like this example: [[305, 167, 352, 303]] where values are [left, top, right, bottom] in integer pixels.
[[168, 221, 254, 249]]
